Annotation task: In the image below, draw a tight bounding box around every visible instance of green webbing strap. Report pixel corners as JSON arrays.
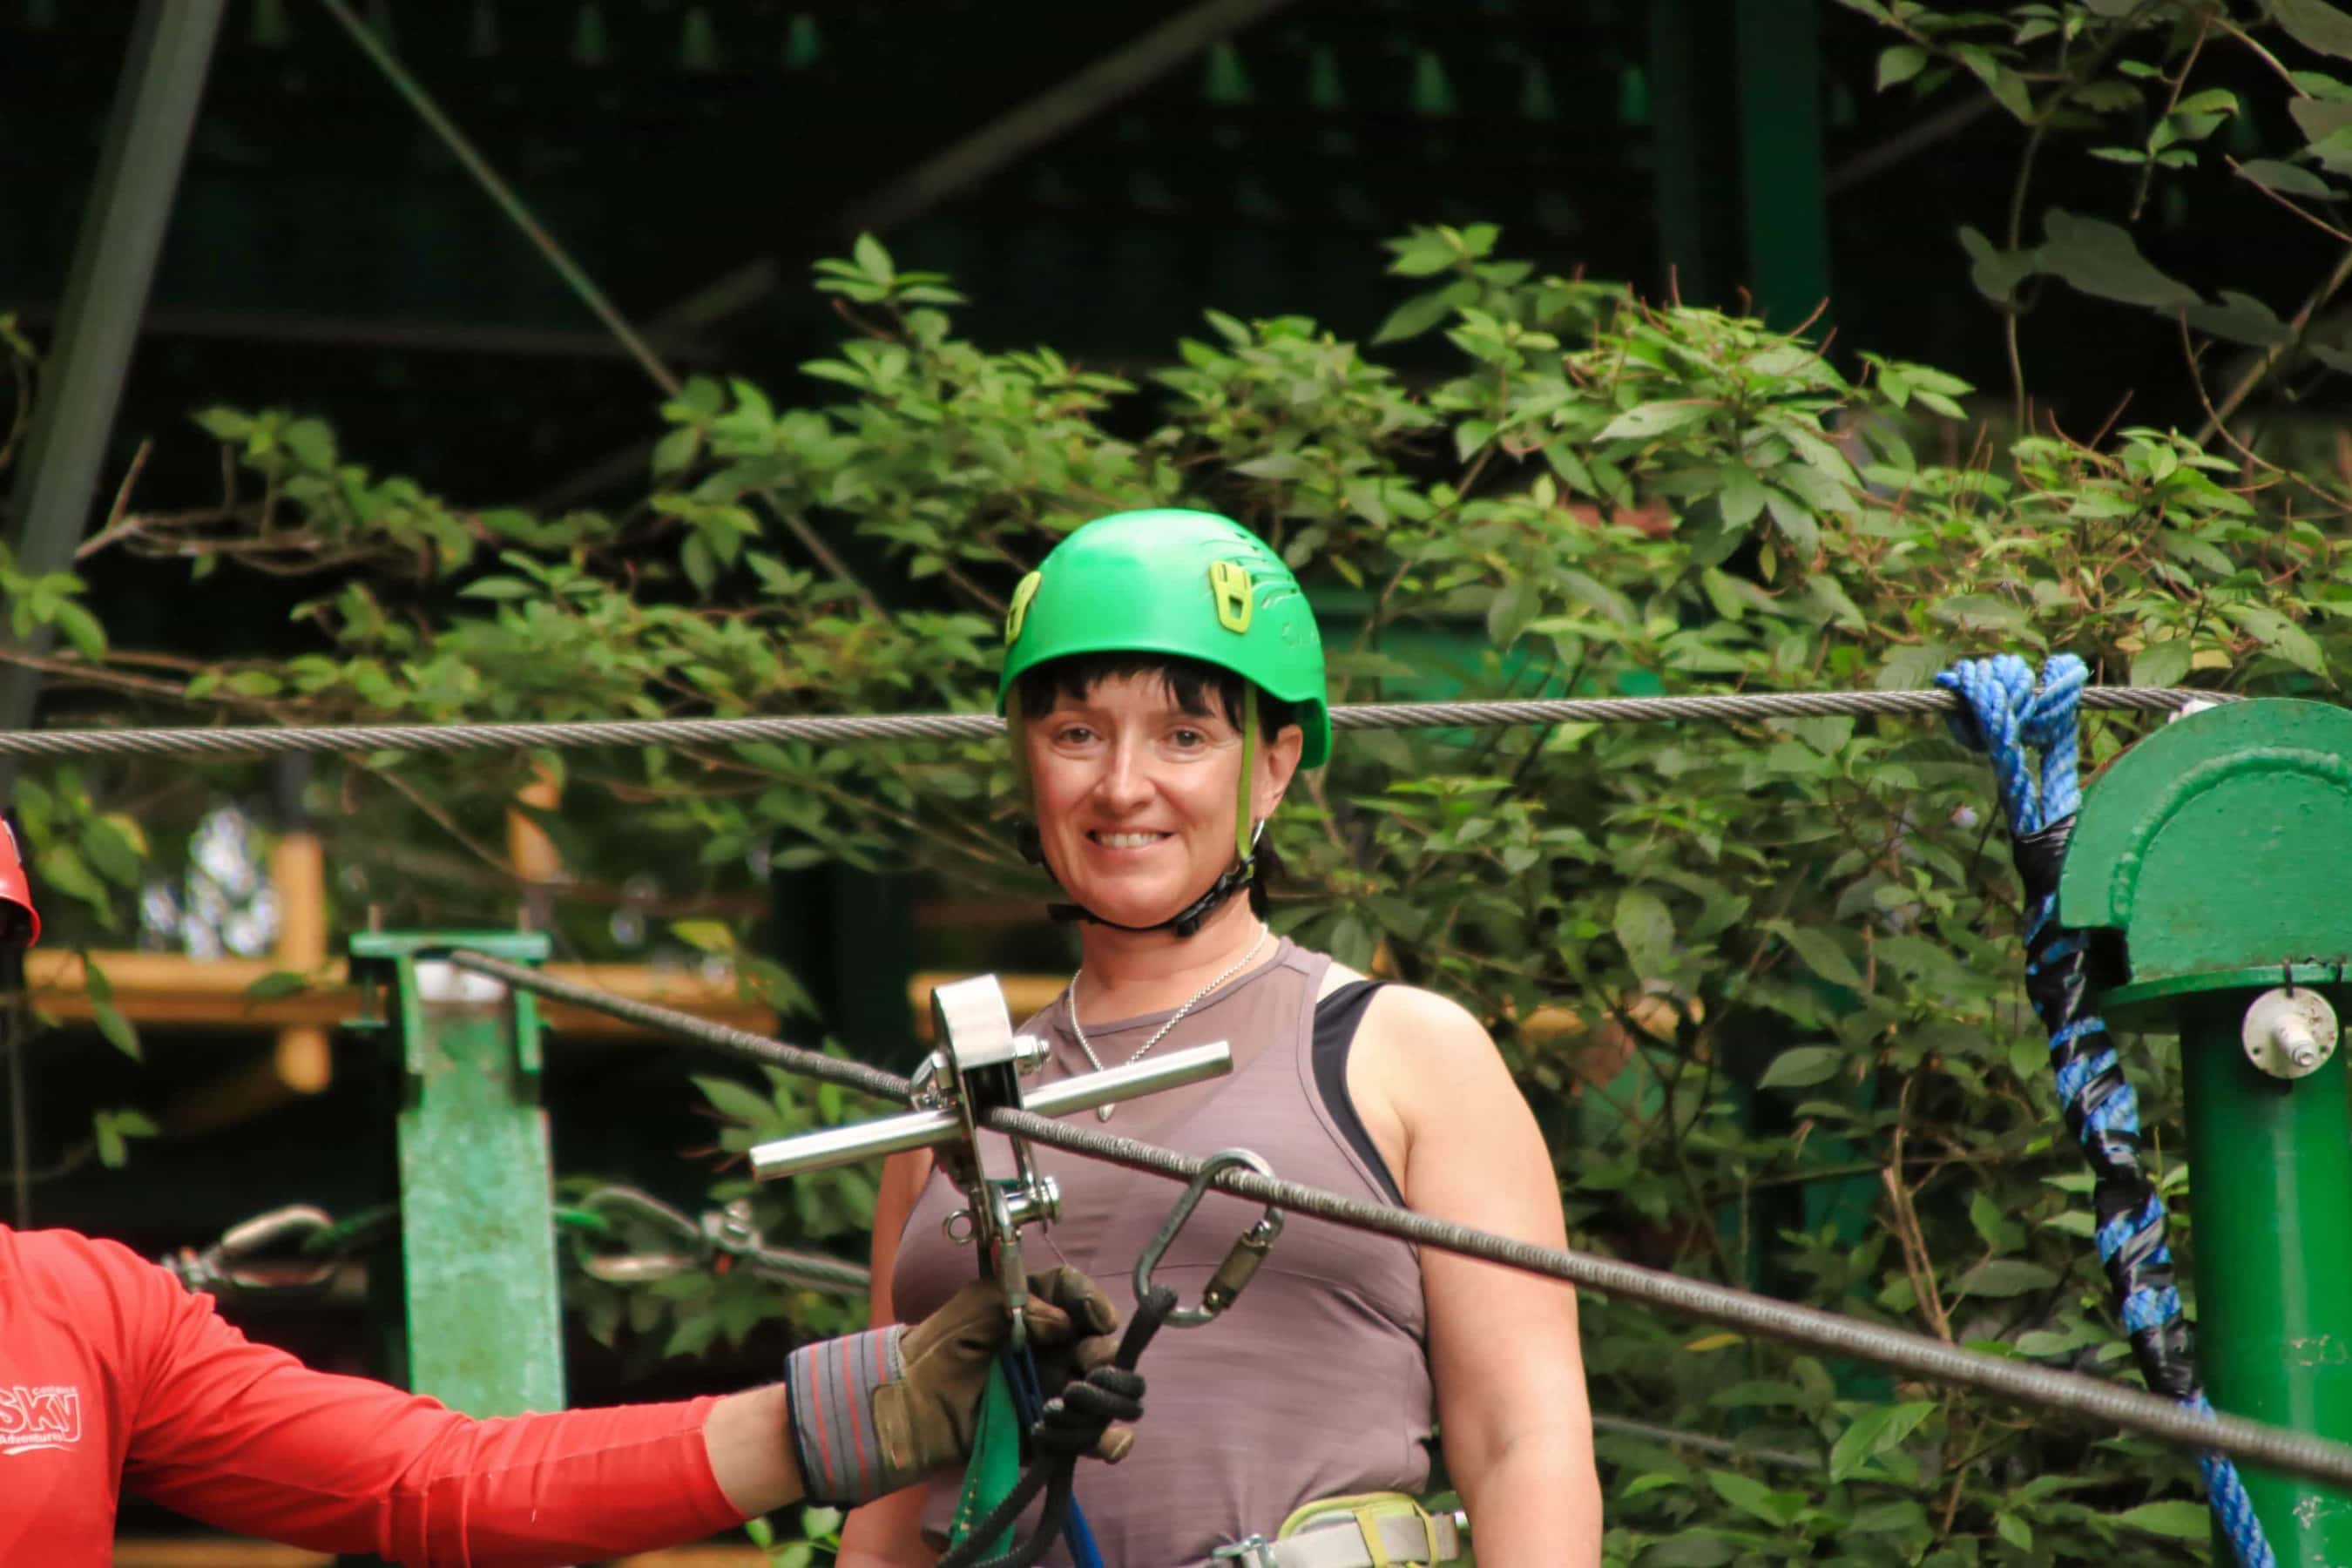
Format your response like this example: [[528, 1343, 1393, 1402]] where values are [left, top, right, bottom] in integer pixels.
[[946, 1362, 1022, 1558]]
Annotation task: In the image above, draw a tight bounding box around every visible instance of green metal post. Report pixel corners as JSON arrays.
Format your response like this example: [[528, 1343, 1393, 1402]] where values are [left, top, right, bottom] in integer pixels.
[[2060, 700, 2352, 1563], [1733, 0, 1832, 333], [348, 931, 565, 1416], [1, 0, 226, 738], [2180, 989, 2352, 1545]]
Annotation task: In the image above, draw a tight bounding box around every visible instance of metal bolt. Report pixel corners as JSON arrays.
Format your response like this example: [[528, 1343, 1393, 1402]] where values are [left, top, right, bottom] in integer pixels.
[[1010, 1032, 1047, 1077], [2244, 987, 2340, 1080], [2279, 1014, 2323, 1071]]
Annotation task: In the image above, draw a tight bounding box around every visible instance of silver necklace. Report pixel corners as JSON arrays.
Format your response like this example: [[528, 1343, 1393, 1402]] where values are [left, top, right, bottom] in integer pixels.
[[1067, 925, 1269, 1120]]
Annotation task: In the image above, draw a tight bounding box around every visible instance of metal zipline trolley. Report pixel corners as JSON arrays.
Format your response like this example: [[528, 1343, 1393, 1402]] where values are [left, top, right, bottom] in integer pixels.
[[749, 975, 1240, 1345]]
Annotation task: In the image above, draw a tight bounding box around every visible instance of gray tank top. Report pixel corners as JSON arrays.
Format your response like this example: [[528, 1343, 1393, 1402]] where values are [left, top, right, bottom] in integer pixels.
[[892, 939, 1436, 1566]]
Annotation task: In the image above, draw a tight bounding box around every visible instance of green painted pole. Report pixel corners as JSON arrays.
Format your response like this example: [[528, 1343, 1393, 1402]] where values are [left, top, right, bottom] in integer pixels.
[[2062, 699, 2352, 1563], [1732, 0, 1831, 333], [2179, 988, 2352, 1557], [349, 931, 565, 1416]]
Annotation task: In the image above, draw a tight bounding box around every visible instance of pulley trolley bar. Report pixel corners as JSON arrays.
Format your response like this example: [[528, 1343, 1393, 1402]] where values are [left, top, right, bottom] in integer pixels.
[[749, 1044, 1233, 1180]]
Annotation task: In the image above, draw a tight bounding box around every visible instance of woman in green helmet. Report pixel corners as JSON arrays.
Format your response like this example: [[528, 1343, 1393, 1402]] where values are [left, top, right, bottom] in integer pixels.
[[841, 510, 1600, 1567]]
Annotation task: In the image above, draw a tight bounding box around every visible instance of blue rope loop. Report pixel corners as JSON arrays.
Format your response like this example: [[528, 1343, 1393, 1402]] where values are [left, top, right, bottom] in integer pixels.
[[1003, 1342, 1105, 1568], [1939, 655, 2274, 1568]]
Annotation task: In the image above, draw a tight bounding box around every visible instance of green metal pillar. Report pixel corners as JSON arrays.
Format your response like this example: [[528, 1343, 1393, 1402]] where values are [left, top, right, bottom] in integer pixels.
[[1733, 0, 1831, 332], [1646, 0, 1831, 332], [348, 932, 565, 1416], [2060, 700, 2352, 1563], [1, 0, 226, 737]]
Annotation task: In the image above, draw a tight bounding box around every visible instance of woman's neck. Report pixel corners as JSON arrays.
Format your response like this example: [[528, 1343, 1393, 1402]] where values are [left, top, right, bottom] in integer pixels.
[[1072, 901, 1269, 1019]]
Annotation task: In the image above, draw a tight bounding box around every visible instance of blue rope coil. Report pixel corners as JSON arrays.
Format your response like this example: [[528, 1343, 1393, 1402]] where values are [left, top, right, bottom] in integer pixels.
[[1939, 654, 2273, 1568]]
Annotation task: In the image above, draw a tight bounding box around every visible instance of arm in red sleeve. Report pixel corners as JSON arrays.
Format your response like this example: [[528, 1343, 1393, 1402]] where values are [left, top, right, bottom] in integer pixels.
[[106, 1238, 747, 1566]]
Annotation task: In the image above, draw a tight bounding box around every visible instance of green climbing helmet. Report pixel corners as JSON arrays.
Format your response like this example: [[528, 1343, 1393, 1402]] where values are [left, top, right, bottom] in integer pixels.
[[997, 508, 1332, 768]]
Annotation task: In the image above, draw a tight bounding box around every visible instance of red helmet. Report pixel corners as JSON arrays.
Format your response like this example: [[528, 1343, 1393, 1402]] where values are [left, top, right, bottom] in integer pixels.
[[0, 819, 38, 947]]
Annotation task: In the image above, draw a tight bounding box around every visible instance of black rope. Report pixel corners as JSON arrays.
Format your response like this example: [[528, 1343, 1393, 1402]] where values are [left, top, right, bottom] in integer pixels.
[[936, 1286, 1170, 1568]]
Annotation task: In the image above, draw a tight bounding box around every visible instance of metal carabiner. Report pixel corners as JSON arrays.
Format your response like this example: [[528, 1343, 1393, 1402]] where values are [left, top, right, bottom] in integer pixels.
[[1134, 1148, 1285, 1328]]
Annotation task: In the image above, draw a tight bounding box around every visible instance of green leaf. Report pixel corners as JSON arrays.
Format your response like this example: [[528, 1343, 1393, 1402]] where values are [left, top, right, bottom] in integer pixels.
[[652, 425, 703, 479], [2183, 290, 2294, 348], [693, 1073, 781, 1128], [1613, 887, 1675, 981], [2224, 603, 2328, 678], [1715, 469, 1768, 530], [1373, 280, 1475, 344], [2295, 101, 2352, 165], [2114, 1499, 2214, 1539], [1762, 488, 1820, 560], [1487, 580, 1540, 649], [244, 970, 313, 1002], [1877, 44, 1927, 90], [1957, 225, 2040, 304], [280, 417, 336, 470], [672, 919, 740, 953], [851, 232, 894, 280], [458, 577, 538, 601], [1597, 402, 1715, 442], [2236, 159, 2337, 199], [1829, 1400, 1936, 1481], [1705, 1469, 1800, 1527], [1956, 1258, 2060, 1298], [49, 600, 106, 662], [2130, 638, 2193, 690], [91, 1108, 158, 1169], [2037, 210, 2199, 309], [1996, 1511, 2033, 1551], [91, 999, 140, 1061], [1785, 924, 1867, 991], [192, 406, 254, 442], [2278, 0, 2352, 62], [1759, 1045, 1846, 1091]]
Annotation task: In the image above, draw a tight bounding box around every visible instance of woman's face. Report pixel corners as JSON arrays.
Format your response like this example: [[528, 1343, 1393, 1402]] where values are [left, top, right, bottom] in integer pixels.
[[1025, 671, 1301, 929]]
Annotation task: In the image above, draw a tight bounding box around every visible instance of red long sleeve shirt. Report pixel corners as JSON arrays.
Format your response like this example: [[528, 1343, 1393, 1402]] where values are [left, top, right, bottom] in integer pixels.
[[2, 1222, 747, 1565]]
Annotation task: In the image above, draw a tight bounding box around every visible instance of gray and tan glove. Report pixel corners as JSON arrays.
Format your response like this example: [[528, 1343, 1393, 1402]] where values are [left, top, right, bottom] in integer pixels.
[[782, 1266, 1125, 1505]]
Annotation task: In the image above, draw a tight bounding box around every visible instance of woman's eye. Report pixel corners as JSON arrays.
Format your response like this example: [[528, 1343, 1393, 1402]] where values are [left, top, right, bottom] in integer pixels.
[[1169, 728, 1206, 747]]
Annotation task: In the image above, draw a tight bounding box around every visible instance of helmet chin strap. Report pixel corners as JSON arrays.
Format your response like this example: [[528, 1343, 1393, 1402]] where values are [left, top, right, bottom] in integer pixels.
[[1023, 688, 1264, 941]]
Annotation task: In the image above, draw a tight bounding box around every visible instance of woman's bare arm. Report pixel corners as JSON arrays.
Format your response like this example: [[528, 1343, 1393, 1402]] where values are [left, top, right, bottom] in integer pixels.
[[1365, 986, 1603, 1567]]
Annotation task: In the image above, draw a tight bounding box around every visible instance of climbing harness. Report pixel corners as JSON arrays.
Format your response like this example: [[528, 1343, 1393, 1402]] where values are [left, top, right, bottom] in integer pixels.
[[1940, 653, 2274, 1568], [1215, 1495, 1470, 1568]]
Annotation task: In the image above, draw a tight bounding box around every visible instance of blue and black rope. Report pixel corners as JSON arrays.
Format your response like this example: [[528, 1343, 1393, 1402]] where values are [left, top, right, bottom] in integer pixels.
[[1941, 654, 2271, 1568]]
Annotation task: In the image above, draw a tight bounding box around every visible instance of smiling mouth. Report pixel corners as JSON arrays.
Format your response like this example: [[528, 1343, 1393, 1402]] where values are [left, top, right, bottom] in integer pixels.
[[1089, 830, 1172, 849]]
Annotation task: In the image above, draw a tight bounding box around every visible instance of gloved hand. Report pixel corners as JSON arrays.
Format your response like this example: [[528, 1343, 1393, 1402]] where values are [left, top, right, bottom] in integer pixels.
[[783, 1267, 1130, 1504]]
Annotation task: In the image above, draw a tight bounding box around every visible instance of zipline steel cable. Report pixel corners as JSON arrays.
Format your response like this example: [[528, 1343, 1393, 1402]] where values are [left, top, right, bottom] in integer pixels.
[[0, 686, 2228, 760], [448, 947, 2352, 1497]]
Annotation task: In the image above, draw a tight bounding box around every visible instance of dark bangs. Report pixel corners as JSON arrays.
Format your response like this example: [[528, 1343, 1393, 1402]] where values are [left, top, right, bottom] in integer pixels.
[[1013, 652, 1294, 742]]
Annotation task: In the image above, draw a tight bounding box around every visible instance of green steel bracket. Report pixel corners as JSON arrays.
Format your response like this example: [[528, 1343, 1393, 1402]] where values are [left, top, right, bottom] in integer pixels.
[[348, 931, 564, 1417], [2058, 699, 2352, 1564]]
